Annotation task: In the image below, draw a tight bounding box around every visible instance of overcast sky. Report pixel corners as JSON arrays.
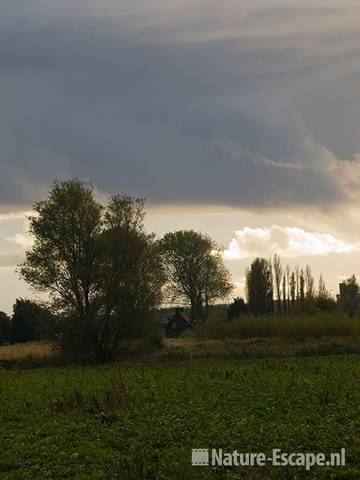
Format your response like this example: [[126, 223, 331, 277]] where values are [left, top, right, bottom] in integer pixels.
[[1, 0, 360, 312]]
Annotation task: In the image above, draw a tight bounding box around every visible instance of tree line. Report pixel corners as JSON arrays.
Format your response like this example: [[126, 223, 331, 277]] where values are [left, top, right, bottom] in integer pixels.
[[1, 178, 358, 363], [14, 179, 233, 362], [244, 255, 338, 317], [0, 299, 54, 345]]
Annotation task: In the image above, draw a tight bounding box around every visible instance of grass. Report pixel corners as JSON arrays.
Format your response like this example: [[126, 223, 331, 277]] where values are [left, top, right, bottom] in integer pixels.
[[160, 336, 360, 362], [3, 335, 360, 369], [0, 341, 54, 360], [0, 356, 359, 479]]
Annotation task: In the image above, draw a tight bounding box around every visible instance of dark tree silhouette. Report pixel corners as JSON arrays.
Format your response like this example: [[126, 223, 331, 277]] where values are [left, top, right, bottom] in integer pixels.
[[246, 258, 273, 316], [315, 275, 337, 312], [11, 299, 45, 343], [20, 179, 165, 363], [160, 230, 233, 324], [0, 312, 11, 344], [228, 297, 247, 320], [272, 254, 282, 314]]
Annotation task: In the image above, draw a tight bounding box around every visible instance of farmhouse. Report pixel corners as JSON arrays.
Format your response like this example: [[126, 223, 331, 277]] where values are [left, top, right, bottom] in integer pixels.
[[164, 308, 194, 338]]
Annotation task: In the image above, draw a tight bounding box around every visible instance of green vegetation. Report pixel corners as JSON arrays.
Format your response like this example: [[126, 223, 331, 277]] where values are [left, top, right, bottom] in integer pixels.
[[3, 334, 360, 370], [191, 313, 360, 341], [0, 356, 359, 479], [159, 337, 360, 363]]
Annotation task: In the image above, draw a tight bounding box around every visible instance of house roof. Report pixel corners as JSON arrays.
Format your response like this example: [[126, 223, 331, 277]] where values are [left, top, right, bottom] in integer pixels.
[[177, 311, 193, 329]]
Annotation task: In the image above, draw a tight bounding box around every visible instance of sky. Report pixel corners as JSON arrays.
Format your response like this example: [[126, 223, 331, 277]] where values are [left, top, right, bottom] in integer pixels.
[[1, 0, 360, 312]]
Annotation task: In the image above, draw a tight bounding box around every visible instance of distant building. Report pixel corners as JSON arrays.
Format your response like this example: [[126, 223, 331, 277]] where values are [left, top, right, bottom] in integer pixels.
[[164, 308, 194, 338], [338, 281, 356, 300], [339, 282, 347, 299]]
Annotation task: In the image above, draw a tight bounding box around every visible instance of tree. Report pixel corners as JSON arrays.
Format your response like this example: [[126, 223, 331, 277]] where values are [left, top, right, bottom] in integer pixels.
[[293, 265, 315, 314], [286, 265, 291, 315], [290, 272, 296, 306], [318, 274, 327, 299], [338, 275, 360, 318], [282, 274, 287, 315], [272, 254, 282, 314], [316, 274, 336, 312], [228, 297, 247, 321], [305, 265, 315, 303], [21, 179, 103, 318], [246, 257, 273, 316], [0, 312, 11, 344], [299, 269, 305, 303], [11, 299, 50, 343], [160, 230, 233, 324], [20, 179, 165, 363], [295, 265, 300, 300], [92, 195, 165, 360]]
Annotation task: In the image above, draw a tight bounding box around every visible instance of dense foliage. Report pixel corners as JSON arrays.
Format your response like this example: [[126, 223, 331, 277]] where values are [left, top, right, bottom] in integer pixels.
[[227, 297, 247, 320], [20, 179, 165, 363], [10, 299, 53, 344], [160, 230, 233, 324], [245, 258, 273, 315]]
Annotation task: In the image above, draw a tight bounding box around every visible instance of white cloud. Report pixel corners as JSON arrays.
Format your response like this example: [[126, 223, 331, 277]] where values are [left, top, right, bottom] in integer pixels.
[[224, 225, 357, 260], [0, 252, 24, 268], [5, 233, 33, 249], [0, 216, 31, 268], [0, 212, 31, 221]]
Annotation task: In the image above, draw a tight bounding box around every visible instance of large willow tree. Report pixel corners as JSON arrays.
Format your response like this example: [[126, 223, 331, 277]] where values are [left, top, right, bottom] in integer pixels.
[[20, 179, 165, 362]]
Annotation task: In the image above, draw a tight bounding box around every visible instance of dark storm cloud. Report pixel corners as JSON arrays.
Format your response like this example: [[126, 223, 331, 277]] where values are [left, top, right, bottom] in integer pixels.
[[1, 0, 360, 210]]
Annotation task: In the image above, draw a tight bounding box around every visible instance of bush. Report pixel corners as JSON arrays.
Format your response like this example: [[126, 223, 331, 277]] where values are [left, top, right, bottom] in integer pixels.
[[56, 314, 164, 364], [227, 297, 247, 320], [139, 317, 164, 353], [55, 316, 96, 364]]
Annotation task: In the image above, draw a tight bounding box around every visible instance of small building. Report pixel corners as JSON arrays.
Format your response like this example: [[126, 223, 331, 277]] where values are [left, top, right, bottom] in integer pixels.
[[339, 282, 347, 299], [164, 308, 193, 338], [338, 281, 357, 300]]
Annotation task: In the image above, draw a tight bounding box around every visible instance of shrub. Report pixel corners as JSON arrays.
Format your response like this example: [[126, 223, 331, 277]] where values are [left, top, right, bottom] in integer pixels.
[[227, 297, 247, 320], [139, 317, 164, 353]]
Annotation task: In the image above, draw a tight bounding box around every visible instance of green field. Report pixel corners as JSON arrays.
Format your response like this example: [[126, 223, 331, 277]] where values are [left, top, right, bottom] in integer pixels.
[[1, 356, 359, 479]]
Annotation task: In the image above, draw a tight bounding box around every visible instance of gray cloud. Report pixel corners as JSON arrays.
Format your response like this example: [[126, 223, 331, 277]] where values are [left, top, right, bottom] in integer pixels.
[[1, 1, 360, 210]]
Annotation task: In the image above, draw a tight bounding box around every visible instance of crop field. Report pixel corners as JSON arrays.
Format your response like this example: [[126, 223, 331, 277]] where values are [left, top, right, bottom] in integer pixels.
[[1, 356, 359, 479]]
